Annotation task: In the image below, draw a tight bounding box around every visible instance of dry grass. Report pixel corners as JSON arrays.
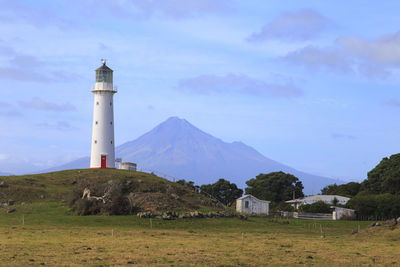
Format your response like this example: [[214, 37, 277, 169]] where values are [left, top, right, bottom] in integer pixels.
[[0, 203, 399, 266]]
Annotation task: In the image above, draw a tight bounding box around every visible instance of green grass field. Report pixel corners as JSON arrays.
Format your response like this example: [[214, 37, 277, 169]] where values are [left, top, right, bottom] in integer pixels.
[[0, 202, 399, 266]]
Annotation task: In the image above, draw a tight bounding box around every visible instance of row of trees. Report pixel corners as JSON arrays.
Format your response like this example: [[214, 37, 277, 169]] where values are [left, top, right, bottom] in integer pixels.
[[177, 171, 305, 208], [178, 153, 400, 219], [177, 178, 243, 206], [321, 153, 400, 219]]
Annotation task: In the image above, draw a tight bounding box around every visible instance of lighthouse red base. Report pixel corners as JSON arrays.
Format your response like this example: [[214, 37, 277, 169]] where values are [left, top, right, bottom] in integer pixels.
[[89, 154, 115, 169]]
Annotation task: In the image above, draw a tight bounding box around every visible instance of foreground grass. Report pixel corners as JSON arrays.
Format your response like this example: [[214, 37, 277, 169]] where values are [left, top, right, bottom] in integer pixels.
[[0, 203, 399, 266]]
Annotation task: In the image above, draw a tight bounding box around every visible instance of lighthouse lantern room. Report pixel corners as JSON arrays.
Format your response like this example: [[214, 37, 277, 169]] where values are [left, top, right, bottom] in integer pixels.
[[90, 59, 117, 168]]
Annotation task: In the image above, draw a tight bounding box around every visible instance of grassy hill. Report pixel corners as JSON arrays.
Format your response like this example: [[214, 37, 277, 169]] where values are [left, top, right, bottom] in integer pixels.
[[0, 169, 222, 212]]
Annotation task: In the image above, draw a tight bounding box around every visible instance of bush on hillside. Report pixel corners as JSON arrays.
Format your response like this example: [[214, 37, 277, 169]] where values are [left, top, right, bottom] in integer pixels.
[[176, 179, 200, 193], [68, 179, 139, 215]]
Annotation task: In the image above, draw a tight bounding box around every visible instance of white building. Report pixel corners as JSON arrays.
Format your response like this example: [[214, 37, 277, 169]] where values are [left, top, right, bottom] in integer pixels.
[[119, 162, 137, 171], [332, 206, 356, 220], [90, 60, 117, 168], [236, 195, 270, 215], [286, 195, 350, 209]]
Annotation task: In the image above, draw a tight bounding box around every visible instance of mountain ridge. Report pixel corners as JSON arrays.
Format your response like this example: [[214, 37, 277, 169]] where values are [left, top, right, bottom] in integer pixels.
[[42, 116, 341, 194]]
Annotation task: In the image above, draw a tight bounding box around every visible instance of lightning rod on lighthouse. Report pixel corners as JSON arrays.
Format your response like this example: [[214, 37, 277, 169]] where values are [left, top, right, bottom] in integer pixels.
[[90, 60, 117, 168]]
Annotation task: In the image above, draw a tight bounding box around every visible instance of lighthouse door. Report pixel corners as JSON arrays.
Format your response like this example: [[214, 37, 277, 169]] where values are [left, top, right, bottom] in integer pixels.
[[101, 155, 107, 168]]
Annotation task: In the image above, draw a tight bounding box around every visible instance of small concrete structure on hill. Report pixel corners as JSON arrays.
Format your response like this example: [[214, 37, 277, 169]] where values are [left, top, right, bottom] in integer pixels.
[[286, 195, 350, 209], [236, 194, 270, 215], [119, 162, 137, 171]]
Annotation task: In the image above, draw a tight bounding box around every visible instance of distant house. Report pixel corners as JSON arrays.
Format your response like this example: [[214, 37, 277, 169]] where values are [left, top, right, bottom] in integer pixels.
[[285, 195, 350, 209], [236, 195, 270, 215]]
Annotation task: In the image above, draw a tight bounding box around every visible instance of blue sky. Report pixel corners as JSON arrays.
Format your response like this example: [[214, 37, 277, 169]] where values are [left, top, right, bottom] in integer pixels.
[[1, 0, 400, 181]]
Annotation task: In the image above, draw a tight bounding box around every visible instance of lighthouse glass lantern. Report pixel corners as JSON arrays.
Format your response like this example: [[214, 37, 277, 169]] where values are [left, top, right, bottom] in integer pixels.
[[90, 59, 117, 168]]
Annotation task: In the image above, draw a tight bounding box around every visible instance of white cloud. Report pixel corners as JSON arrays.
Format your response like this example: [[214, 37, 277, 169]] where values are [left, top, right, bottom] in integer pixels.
[[34, 121, 74, 131], [248, 9, 329, 42], [332, 133, 357, 140], [0, 42, 80, 83], [0, 102, 11, 109], [178, 73, 303, 98], [0, 0, 75, 30], [78, 0, 234, 20], [284, 30, 400, 78], [384, 99, 400, 107], [0, 101, 22, 117], [19, 98, 76, 112], [284, 45, 352, 73], [128, 0, 234, 18]]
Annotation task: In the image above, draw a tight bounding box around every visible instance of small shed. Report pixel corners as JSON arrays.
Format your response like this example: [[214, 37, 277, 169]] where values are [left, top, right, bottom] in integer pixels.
[[119, 162, 137, 171], [332, 206, 356, 220], [236, 194, 270, 215]]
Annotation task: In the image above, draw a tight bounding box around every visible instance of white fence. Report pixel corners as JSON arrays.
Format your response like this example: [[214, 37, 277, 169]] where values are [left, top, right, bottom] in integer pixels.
[[294, 212, 332, 220], [280, 211, 332, 220]]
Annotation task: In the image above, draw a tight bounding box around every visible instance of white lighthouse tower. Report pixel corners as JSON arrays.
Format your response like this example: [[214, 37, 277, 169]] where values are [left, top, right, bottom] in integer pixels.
[[90, 59, 117, 168]]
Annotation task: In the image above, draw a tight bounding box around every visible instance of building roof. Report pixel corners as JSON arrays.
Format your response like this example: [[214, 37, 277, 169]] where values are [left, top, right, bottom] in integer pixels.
[[286, 195, 350, 204], [237, 194, 270, 203], [95, 61, 113, 72], [120, 162, 136, 165]]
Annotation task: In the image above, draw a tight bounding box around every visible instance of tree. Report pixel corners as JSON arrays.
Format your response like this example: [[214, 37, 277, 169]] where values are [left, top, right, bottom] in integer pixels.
[[332, 197, 339, 206], [321, 182, 361, 197], [245, 171, 304, 203], [200, 179, 243, 206], [347, 193, 400, 220], [362, 154, 400, 194]]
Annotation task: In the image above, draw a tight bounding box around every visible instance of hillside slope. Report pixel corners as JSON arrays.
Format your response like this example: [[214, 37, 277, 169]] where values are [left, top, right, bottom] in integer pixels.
[[0, 169, 222, 212]]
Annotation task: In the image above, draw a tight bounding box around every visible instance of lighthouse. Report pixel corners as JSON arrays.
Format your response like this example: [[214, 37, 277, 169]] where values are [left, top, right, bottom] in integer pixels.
[[90, 59, 117, 168]]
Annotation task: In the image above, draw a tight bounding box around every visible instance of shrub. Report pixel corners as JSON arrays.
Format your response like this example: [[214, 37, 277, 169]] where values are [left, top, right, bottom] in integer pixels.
[[299, 201, 331, 213], [276, 202, 295, 212], [68, 179, 139, 215]]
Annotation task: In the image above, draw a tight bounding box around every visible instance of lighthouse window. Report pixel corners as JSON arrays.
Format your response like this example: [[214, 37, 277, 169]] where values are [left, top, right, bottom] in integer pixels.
[[94, 140, 97, 144], [110, 102, 112, 106], [110, 121, 112, 125], [111, 141, 113, 144], [96, 70, 113, 83], [95, 121, 98, 125], [96, 102, 99, 105]]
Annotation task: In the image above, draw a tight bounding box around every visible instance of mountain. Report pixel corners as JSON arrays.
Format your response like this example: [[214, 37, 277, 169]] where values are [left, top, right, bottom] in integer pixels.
[[44, 117, 341, 194]]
